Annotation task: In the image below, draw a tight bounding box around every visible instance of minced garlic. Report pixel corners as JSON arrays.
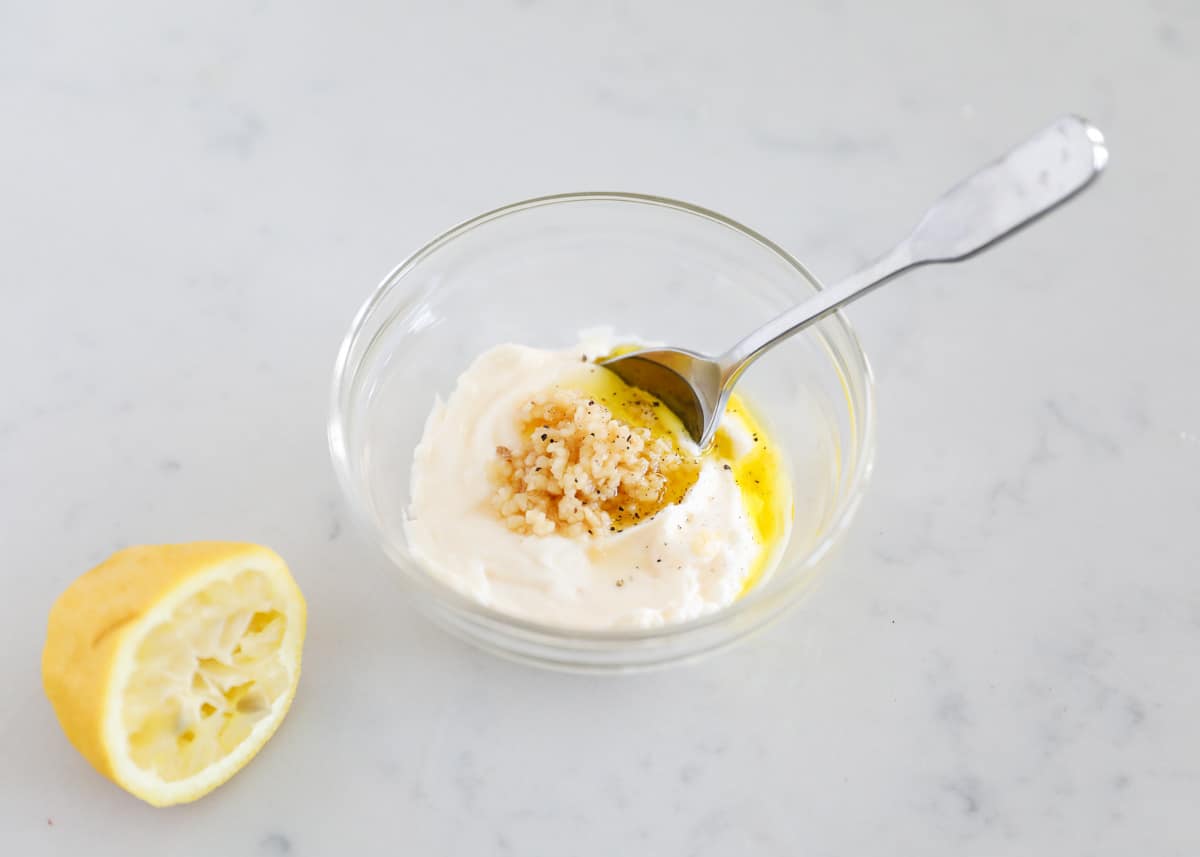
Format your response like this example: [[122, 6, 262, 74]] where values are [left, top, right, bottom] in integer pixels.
[[490, 388, 698, 537]]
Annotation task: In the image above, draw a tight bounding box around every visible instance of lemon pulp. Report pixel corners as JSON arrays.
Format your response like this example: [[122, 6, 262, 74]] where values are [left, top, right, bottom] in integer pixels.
[[122, 569, 292, 782]]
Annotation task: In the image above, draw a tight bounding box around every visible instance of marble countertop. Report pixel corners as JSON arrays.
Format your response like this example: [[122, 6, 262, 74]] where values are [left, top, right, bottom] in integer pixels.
[[3, 1, 1198, 854]]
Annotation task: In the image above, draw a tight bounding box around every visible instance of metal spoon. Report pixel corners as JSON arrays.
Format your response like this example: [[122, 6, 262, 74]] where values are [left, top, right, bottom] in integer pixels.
[[603, 115, 1108, 448]]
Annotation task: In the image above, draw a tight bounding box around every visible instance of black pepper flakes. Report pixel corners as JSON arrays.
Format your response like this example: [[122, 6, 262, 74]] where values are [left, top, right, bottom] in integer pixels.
[[540, 433, 547, 440]]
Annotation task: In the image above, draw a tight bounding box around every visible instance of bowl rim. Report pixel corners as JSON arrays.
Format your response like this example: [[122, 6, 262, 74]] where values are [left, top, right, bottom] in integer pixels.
[[329, 191, 876, 644]]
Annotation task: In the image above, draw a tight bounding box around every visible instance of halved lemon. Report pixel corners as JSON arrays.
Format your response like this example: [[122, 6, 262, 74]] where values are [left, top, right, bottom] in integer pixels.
[[42, 543, 306, 807]]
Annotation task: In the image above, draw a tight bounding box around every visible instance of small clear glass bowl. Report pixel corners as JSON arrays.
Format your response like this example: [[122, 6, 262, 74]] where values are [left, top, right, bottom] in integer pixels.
[[329, 193, 874, 672]]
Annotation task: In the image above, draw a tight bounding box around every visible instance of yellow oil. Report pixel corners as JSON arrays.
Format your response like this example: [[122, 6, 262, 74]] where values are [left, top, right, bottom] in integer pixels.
[[712, 394, 791, 594]]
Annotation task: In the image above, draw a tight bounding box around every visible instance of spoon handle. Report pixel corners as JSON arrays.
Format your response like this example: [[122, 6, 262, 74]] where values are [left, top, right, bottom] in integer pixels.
[[720, 115, 1108, 377]]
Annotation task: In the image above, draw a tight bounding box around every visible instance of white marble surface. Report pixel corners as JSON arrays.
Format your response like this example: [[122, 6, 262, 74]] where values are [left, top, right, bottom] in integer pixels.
[[3, 1, 1198, 853]]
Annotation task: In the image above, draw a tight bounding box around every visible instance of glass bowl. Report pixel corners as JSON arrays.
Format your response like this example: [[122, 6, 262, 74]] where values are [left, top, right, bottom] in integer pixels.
[[329, 193, 874, 672]]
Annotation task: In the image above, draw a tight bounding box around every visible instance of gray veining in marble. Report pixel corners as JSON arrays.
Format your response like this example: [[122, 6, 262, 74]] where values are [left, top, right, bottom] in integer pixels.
[[2, 1, 1198, 854]]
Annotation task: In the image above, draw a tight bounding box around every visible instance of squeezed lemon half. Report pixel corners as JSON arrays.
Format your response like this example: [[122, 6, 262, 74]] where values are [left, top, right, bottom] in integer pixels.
[[41, 543, 306, 807]]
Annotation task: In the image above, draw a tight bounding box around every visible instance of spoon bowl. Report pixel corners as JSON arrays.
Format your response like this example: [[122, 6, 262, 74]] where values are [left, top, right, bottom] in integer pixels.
[[601, 348, 726, 447]]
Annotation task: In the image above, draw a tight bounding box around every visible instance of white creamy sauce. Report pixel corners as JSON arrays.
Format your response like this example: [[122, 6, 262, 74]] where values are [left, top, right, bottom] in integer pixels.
[[404, 342, 772, 630]]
